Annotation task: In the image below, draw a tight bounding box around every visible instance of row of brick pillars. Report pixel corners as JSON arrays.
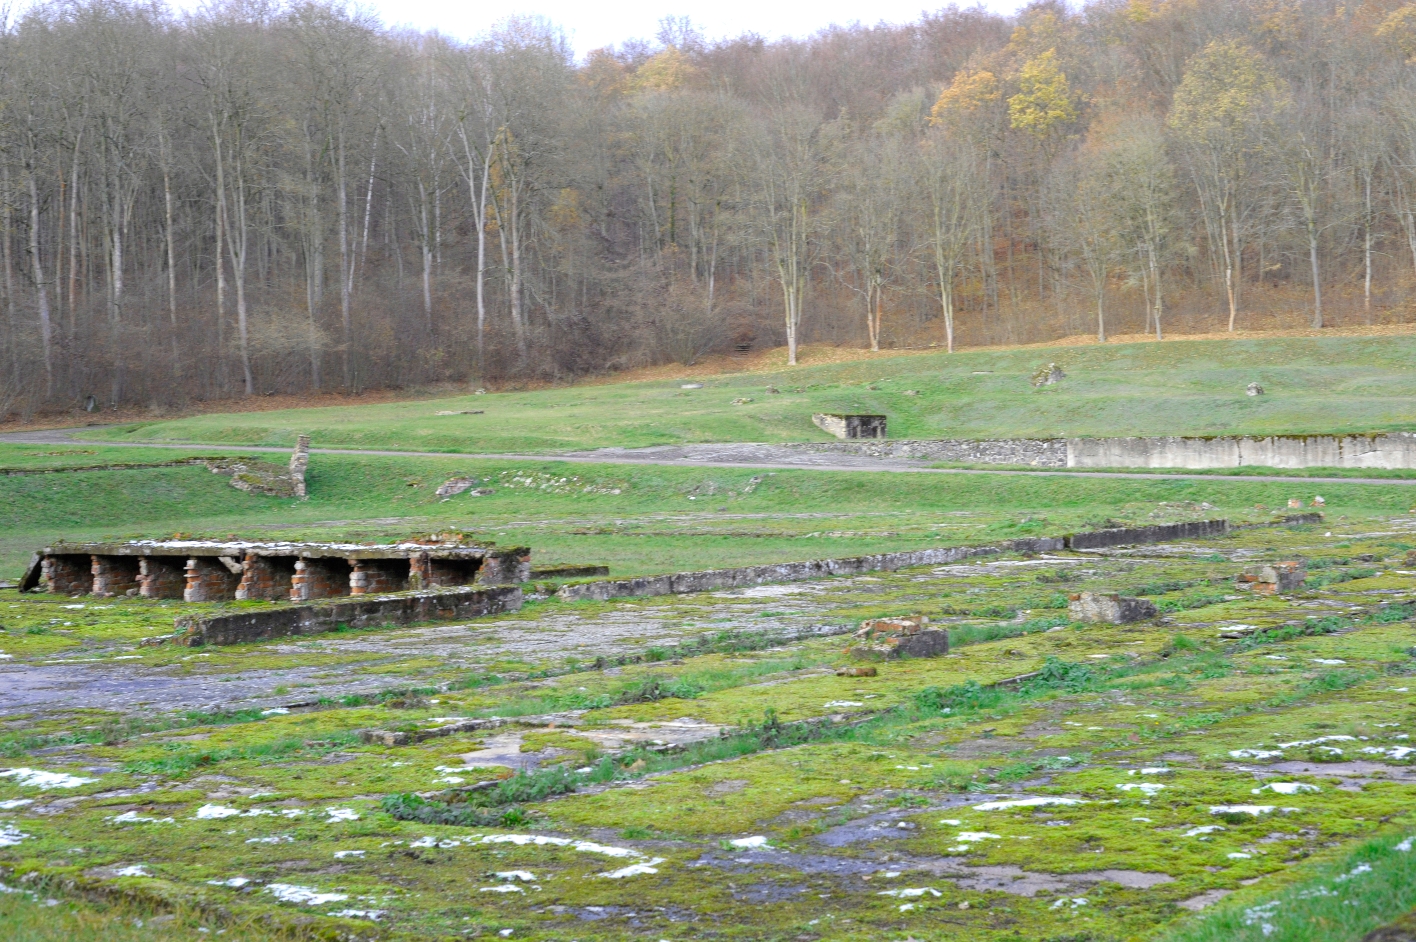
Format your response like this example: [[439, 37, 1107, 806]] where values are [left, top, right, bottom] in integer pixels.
[[43, 549, 525, 600]]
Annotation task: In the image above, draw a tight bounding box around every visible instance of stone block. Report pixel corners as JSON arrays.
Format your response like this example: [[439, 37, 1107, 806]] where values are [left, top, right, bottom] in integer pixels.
[[1068, 592, 1158, 624], [848, 615, 950, 660], [836, 666, 878, 677], [1237, 561, 1306, 595], [1031, 363, 1066, 387], [475, 548, 531, 585], [290, 434, 311, 500], [812, 413, 887, 440]]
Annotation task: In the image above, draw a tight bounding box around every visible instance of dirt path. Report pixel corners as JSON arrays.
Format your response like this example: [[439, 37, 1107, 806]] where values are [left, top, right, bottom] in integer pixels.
[[4, 428, 1416, 486]]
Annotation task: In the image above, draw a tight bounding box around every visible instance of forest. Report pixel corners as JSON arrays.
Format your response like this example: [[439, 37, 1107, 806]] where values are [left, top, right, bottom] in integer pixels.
[[1, 0, 1414, 414]]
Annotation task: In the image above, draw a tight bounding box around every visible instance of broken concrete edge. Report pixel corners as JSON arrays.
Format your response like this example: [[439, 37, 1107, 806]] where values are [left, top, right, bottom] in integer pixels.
[[359, 716, 509, 746], [529, 565, 610, 580], [33, 539, 508, 560], [18, 553, 42, 592], [553, 522, 1231, 604], [169, 584, 523, 647]]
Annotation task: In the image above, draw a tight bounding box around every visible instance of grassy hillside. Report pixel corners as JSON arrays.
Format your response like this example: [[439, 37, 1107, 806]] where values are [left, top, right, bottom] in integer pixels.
[[81, 336, 1416, 453]]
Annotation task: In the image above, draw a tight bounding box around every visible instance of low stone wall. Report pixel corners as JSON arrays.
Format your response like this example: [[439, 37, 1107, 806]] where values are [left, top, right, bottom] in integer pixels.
[[786, 439, 1067, 467], [172, 584, 523, 646], [556, 521, 1232, 603], [1066, 433, 1416, 470], [556, 538, 1065, 603], [1064, 519, 1229, 550]]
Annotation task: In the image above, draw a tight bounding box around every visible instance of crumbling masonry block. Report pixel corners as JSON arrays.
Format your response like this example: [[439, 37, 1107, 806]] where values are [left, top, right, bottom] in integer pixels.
[[848, 615, 950, 660], [475, 548, 531, 586], [1068, 592, 1158, 624], [1237, 561, 1306, 595]]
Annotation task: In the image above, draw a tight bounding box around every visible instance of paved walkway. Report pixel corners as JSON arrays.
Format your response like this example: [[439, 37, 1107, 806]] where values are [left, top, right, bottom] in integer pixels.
[[4, 428, 1416, 486]]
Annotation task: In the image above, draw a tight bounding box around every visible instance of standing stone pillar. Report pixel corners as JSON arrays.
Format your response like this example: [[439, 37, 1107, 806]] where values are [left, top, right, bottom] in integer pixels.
[[289, 434, 311, 500]]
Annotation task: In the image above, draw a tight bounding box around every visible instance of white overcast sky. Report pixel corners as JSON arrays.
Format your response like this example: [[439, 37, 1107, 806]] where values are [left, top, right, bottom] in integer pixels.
[[363, 0, 1029, 59]]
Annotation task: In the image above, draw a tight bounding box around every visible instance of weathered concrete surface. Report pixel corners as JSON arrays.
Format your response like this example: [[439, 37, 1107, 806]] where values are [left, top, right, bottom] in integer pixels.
[[172, 584, 523, 646], [1067, 432, 1416, 470], [1068, 591, 1158, 624]]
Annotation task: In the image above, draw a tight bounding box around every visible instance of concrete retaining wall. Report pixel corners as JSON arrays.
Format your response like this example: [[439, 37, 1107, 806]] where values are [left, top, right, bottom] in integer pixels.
[[791, 434, 1416, 470], [173, 584, 523, 646], [1064, 519, 1229, 550], [1066, 433, 1416, 470]]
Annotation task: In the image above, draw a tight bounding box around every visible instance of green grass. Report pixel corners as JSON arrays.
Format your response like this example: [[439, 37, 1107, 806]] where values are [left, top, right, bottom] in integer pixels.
[[77, 336, 1416, 452], [6, 520, 1416, 939], [6, 441, 1416, 580], [1155, 831, 1416, 942]]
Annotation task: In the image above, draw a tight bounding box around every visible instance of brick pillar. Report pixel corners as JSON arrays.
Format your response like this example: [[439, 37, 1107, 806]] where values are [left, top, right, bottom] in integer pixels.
[[236, 555, 296, 600], [291, 557, 350, 601], [474, 548, 531, 586], [138, 556, 187, 599], [42, 555, 91, 595], [349, 560, 406, 595], [91, 556, 141, 597], [184, 557, 242, 601]]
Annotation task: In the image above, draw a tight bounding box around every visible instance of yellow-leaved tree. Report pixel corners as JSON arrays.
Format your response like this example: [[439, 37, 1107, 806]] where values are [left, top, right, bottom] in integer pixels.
[[1008, 50, 1079, 142], [1168, 39, 1283, 331]]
